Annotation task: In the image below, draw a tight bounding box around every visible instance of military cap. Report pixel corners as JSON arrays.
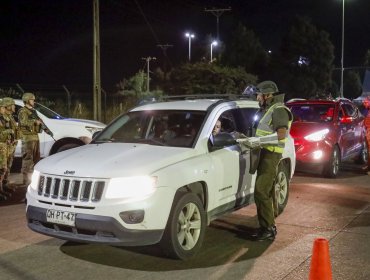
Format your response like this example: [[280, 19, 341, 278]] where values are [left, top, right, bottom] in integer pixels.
[[256, 80, 279, 95]]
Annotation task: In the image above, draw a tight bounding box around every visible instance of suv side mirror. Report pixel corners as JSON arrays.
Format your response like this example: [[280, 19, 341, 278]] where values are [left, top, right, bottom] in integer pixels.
[[212, 132, 237, 147]]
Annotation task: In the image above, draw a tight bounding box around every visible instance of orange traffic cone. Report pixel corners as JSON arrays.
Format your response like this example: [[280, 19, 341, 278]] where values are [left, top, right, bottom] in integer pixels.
[[309, 238, 333, 280]]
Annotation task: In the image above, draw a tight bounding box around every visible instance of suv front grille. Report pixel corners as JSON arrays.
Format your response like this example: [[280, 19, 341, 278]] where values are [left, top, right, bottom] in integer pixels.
[[37, 175, 106, 202]]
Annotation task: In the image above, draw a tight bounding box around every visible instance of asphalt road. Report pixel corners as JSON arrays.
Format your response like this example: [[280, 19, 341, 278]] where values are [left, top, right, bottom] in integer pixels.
[[0, 167, 369, 280]]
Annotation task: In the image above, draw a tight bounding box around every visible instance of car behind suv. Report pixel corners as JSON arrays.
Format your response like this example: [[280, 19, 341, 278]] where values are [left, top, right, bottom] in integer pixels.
[[286, 98, 368, 177], [14, 99, 106, 159], [26, 96, 296, 260]]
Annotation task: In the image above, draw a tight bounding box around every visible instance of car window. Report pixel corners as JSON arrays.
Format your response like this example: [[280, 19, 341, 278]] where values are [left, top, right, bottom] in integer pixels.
[[217, 108, 258, 136], [94, 110, 206, 148], [15, 103, 64, 120], [34, 103, 64, 119], [288, 104, 335, 123], [341, 103, 357, 118]]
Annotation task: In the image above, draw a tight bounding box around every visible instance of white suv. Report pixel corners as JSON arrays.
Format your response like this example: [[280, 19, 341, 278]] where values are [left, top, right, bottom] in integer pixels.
[[14, 99, 106, 158], [26, 97, 296, 260]]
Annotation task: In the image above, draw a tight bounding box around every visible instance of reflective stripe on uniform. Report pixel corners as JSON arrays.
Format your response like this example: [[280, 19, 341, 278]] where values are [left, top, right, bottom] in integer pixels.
[[256, 103, 292, 154]]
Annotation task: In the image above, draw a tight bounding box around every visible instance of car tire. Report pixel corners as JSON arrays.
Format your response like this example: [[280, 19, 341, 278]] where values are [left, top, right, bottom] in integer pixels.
[[323, 145, 340, 178], [160, 192, 206, 260], [355, 140, 368, 165], [273, 163, 290, 217]]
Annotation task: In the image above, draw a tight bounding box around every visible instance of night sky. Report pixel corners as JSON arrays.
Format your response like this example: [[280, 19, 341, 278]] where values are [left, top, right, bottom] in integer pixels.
[[1, 0, 370, 92]]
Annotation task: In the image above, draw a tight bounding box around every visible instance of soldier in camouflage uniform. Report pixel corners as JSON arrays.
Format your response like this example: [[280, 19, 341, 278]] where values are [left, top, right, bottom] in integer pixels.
[[0, 99, 15, 201], [2, 97, 21, 192], [18, 93, 42, 186]]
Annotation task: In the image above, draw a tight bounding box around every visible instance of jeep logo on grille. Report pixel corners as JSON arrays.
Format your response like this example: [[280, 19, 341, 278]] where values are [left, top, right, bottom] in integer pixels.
[[64, 170, 75, 175]]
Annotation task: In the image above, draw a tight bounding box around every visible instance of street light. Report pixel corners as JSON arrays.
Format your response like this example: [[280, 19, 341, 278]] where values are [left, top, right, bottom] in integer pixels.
[[210, 41, 218, 63], [185, 32, 195, 61], [340, 0, 345, 97]]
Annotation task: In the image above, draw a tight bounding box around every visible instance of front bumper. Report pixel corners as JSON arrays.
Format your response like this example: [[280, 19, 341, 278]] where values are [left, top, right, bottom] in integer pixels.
[[26, 205, 164, 246], [295, 140, 333, 164]]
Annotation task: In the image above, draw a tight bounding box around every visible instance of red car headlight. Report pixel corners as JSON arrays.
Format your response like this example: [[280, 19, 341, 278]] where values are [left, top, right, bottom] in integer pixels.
[[304, 129, 329, 142]]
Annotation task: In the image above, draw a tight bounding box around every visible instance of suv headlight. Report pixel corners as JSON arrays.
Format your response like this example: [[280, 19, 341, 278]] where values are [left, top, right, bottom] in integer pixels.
[[30, 170, 40, 191], [105, 176, 157, 199], [304, 129, 329, 142], [85, 126, 102, 135]]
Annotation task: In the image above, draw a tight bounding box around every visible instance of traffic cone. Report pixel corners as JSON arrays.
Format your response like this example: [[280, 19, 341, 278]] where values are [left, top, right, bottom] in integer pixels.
[[309, 238, 332, 280]]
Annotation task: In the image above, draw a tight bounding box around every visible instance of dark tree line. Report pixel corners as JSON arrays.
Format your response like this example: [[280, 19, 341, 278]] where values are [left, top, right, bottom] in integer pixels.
[[115, 15, 368, 101]]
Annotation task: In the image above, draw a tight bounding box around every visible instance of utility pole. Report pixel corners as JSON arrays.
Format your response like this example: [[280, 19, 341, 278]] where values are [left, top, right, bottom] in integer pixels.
[[340, 0, 345, 98], [157, 44, 173, 76], [141, 57, 156, 93], [205, 7, 231, 40], [93, 0, 102, 121]]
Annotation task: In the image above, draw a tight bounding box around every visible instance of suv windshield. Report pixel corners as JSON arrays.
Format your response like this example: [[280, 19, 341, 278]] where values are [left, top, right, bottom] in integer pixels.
[[288, 104, 335, 123], [94, 110, 206, 147]]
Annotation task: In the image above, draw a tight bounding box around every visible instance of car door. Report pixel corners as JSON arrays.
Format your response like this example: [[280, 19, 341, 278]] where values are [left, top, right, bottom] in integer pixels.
[[347, 103, 364, 154], [233, 108, 258, 202], [207, 106, 258, 212], [339, 103, 357, 158], [208, 109, 241, 208]]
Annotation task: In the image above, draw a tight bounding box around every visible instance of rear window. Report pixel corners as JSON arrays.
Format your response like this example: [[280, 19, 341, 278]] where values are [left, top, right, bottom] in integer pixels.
[[288, 104, 335, 123]]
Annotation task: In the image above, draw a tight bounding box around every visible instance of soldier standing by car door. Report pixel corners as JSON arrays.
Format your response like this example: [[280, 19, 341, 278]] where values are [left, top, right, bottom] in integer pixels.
[[2, 97, 21, 191], [239, 81, 293, 241], [18, 93, 42, 186]]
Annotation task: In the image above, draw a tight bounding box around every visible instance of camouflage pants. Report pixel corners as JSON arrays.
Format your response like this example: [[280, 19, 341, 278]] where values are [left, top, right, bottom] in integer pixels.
[[0, 143, 7, 172], [21, 139, 40, 175], [3, 142, 17, 185]]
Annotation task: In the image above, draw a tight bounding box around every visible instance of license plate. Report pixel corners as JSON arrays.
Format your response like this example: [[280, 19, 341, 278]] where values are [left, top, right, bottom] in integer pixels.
[[46, 209, 76, 226]]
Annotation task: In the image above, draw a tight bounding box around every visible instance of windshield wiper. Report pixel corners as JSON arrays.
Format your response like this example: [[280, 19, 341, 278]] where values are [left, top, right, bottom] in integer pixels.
[[137, 138, 167, 146], [92, 138, 116, 143]]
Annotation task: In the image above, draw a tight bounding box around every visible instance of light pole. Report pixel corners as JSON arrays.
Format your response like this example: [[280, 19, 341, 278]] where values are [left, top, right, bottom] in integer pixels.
[[340, 0, 345, 97], [210, 41, 218, 62], [185, 32, 195, 61]]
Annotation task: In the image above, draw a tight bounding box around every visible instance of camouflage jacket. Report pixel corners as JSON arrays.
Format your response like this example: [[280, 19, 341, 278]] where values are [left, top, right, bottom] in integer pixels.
[[5, 112, 21, 143], [18, 106, 40, 141], [0, 114, 14, 143]]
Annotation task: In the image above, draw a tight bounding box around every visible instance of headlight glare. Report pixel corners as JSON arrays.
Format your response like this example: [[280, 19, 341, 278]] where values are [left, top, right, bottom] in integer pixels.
[[304, 129, 329, 142], [30, 170, 40, 190], [106, 176, 157, 199]]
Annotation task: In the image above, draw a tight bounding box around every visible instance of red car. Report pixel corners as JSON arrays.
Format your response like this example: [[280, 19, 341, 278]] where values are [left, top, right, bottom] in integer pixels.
[[286, 98, 368, 177]]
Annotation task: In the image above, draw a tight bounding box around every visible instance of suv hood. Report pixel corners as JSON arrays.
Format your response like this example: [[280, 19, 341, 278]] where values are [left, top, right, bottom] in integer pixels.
[[290, 121, 331, 139], [63, 118, 105, 127], [35, 143, 197, 178]]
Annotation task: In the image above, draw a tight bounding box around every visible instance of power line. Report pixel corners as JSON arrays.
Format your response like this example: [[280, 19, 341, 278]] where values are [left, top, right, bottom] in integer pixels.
[[134, 0, 161, 44]]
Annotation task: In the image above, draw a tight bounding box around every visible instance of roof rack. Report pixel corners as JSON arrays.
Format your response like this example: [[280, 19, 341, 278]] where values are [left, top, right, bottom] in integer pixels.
[[158, 94, 253, 101]]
